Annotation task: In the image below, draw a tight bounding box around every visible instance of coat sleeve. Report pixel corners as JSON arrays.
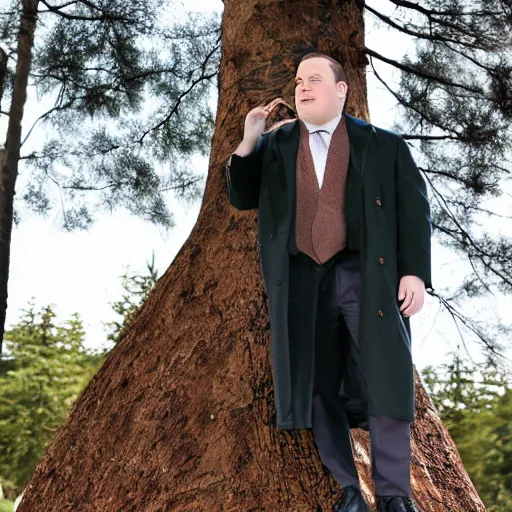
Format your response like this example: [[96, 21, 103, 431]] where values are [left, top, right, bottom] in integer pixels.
[[395, 136, 434, 293], [225, 132, 270, 210]]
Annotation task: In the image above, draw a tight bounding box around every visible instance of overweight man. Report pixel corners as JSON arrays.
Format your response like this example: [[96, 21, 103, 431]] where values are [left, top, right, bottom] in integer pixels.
[[225, 51, 433, 512]]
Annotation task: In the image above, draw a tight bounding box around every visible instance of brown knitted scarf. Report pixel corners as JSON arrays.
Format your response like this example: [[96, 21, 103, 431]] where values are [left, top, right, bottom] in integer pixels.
[[295, 113, 350, 264]]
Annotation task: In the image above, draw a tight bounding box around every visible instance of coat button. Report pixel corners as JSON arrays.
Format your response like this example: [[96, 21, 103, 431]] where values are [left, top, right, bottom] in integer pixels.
[[379, 257, 385, 264], [376, 197, 382, 206], [269, 233, 273, 239], [378, 309, 384, 317], [264, 188, 268, 197], [276, 280, 281, 285]]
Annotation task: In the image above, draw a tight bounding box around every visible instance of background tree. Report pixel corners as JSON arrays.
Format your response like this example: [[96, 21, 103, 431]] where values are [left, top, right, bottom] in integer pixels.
[[0, 257, 158, 506], [14, 0, 512, 509], [104, 251, 159, 344], [422, 353, 512, 511], [0, 0, 39, 354], [0, 0, 219, 352], [0, 300, 105, 501]]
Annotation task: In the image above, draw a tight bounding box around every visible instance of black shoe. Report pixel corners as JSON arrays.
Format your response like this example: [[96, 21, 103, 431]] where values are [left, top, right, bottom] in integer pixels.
[[376, 495, 421, 512], [333, 485, 369, 512]]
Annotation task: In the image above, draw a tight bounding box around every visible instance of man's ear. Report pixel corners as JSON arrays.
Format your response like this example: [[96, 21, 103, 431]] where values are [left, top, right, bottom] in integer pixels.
[[337, 81, 347, 98]]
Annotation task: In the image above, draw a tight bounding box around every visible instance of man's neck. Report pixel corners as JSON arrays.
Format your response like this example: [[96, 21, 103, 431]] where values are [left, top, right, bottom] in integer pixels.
[[302, 108, 343, 133]]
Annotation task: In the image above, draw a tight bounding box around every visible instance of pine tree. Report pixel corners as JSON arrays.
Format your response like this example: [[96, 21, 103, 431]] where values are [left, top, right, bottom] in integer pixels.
[[0, 300, 105, 498], [422, 354, 512, 510], [1, 0, 201, 350], [104, 251, 159, 344]]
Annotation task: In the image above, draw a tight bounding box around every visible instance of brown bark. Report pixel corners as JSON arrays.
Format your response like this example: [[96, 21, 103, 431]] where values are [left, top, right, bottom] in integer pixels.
[[0, 0, 39, 355], [17, 0, 486, 510]]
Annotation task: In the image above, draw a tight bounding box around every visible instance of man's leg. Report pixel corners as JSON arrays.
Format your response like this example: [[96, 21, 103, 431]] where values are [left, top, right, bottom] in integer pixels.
[[334, 254, 412, 498], [369, 416, 412, 497], [311, 255, 360, 490]]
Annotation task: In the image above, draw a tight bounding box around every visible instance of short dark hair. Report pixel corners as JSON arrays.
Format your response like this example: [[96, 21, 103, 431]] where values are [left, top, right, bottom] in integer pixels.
[[295, 51, 349, 111]]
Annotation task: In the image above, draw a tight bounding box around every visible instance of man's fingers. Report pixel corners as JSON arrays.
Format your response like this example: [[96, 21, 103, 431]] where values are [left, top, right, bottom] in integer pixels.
[[398, 281, 426, 317], [402, 295, 416, 316], [399, 289, 413, 312], [399, 288, 410, 310], [265, 97, 293, 114], [403, 290, 425, 316], [410, 294, 425, 316], [264, 118, 296, 133], [264, 98, 283, 111]]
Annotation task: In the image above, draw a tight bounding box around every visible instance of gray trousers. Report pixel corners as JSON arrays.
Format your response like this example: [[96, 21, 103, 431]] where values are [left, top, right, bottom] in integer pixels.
[[288, 249, 411, 498]]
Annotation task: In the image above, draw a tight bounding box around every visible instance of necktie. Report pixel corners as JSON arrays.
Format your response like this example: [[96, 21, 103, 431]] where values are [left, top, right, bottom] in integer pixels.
[[311, 129, 329, 188]]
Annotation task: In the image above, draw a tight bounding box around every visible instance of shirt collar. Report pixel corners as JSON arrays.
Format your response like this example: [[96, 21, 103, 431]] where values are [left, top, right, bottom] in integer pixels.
[[302, 109, 343, 135]]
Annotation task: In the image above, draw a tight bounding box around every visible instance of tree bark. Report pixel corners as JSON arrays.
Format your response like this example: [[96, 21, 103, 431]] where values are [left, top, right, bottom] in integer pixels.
[[0, 0, 39, 355], [17, 0, 486, 510]]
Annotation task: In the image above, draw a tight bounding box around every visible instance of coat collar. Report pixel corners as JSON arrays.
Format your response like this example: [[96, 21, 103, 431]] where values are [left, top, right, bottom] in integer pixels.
[[275, 112, 374, 192]]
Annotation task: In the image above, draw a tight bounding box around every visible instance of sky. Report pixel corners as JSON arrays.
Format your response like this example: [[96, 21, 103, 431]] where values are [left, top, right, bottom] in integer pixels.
[[5, 0, 512, 374]]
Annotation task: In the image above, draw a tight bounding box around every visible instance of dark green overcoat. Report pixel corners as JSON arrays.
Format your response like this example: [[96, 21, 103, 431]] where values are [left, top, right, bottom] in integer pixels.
[[225, 113, 433, 431]]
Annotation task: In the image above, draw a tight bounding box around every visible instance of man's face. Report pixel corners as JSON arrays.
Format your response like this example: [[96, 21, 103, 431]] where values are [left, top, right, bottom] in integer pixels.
[[294, 57, 346, 125]]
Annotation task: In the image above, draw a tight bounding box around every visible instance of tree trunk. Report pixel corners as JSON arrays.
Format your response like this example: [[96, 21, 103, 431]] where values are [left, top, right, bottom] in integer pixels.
[[0, 47, 8, 112], [0, 0, 39, 355], [17, 1, 486, 510]]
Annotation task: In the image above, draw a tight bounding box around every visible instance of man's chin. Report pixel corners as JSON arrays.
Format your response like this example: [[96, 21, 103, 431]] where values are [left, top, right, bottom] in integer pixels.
[[297, 112, 318, 123]]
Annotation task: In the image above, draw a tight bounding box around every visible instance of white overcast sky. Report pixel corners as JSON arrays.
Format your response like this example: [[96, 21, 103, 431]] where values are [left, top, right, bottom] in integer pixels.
[[5, 0, 512, 373]]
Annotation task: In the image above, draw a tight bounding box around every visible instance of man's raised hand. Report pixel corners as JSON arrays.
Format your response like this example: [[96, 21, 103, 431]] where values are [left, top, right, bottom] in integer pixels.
[[243, 97, 296, 143]]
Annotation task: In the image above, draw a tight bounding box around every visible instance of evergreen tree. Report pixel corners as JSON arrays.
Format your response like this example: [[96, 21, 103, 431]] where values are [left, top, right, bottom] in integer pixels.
[[0, 300, 105, 496], [104, 251, 159, 344], [422, 353, 512, 510], [0, 0, 220, 350], [0, 259, 158, 502]]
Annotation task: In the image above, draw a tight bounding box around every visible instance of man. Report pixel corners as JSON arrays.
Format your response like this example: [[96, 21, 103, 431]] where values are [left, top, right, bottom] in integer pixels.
[[225, 51, 433, 512]]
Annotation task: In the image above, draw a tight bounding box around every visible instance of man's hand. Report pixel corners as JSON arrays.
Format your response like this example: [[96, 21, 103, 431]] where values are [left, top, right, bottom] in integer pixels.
[[398, 276, 425, 317], [262, 97, 296, 133], [242, 98, 295, 142]]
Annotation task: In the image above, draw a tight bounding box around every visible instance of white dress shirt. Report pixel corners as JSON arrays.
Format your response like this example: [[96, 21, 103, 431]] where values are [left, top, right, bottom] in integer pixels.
[[302, 109, 343, 188]]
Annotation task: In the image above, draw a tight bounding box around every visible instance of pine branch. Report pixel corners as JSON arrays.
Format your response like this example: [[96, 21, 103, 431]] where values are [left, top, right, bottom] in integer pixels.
[[365, 47, 483, 94], [419, 167, 469, 186], [45, 1, 80, 8], [21, 99, 76, 147], [385, 0, 505, 18], [440, 41, 495, 73], [137, 43, 220, 144], [364, 3, 481, 50], [402, 134, 461, 140], [445, 198, 512, 220], [432, 291, 507, 362], [31, 66, 184, 85], [61, 182, 129, 191], [426, 174, 512, 290], [369, 55, 462, 137], [161, 177, 202, 193], [39, 0, 129, 22]]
